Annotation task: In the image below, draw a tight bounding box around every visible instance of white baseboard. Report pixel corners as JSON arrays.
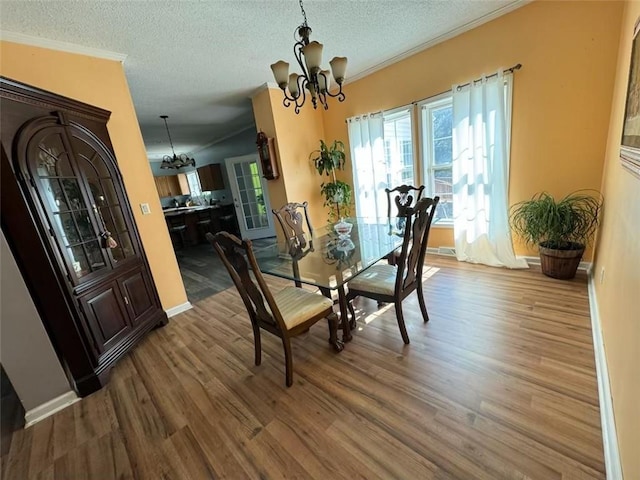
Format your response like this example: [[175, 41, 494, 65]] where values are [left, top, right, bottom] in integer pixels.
[[588, 274, 623, 479], [24, 391, 80, 428], [427, 249, 593, 274], [165, 301, 193, 318]]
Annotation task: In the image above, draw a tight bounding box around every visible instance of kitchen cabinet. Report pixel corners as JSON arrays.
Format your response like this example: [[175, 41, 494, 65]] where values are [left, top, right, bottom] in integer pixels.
[[1, 77, 168, 396], [197, 163, 225, 191], [154, 173, 189, 198]]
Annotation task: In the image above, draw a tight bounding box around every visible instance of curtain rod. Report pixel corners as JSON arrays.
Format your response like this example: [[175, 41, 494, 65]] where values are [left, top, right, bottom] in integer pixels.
[[412, 63, 522, 105], [345, 63, 522, 123]]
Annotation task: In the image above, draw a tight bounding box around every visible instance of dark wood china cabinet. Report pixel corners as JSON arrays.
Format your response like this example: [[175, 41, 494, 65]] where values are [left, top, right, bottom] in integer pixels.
[[0, 77, 168, 396]]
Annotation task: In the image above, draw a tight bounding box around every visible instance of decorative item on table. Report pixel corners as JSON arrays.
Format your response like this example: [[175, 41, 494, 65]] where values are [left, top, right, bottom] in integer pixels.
[[324, 235, 355, 268], [336, 237, 355, 253], [269, 0, 347, 114], [333, 218, 352, 238], [310, 139, 352, 223]]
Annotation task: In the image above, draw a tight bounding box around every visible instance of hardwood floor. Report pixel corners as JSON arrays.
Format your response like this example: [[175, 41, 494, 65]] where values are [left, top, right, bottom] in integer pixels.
[[1, 255, 604, 479]]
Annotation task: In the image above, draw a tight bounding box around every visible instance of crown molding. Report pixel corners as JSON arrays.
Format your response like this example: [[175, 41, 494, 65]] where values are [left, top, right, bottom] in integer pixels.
[[250, 82, 280, 99], [0, 31, 127, 63], [348, 0, 530, 83]]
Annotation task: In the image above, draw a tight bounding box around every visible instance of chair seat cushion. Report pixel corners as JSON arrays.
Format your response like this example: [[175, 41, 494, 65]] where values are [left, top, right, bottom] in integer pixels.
[[348, 264, 397, 296], [273, 287, 333, 329]]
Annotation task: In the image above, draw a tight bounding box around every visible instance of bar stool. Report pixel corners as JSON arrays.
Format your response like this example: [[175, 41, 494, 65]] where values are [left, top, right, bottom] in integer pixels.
[[196, 209, 212, 243], [166, 214, 187, 249], [218, 206, 240, 236]]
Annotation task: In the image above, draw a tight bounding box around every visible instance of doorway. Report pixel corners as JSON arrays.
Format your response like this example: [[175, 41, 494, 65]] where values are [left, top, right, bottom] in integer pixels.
[[225, 154, 275, 240]]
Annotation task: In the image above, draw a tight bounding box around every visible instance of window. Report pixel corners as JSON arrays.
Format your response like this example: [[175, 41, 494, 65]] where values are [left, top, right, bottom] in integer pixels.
[[349, 109, 416, 220], [186, 170, 201, 197], [383, 109, 415, 190], [420, 95, 453, 223], [350, 80, 512, 227]]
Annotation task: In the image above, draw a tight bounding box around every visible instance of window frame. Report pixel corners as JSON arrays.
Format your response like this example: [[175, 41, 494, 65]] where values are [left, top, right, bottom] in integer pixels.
[[418, 92, 454, 226], [185, 170, 202, 197], [416, 78, 513, 226], [383, 106, 416, 190]]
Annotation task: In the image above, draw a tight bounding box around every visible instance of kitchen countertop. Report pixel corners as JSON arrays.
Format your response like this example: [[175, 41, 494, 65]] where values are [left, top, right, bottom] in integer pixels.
[[163, 204, 233, 216]]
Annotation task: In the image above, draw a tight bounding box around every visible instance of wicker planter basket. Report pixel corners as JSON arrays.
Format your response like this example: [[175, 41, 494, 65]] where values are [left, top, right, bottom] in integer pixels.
[[539, 243, 585, 280]]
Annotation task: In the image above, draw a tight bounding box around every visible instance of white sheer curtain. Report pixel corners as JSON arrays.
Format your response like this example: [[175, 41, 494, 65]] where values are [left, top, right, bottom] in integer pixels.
[[347, 113, 386, 220], [452, 71, 528, 269]]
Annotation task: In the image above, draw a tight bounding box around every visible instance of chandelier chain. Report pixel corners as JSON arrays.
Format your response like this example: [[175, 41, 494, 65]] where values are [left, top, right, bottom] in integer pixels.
[[298, 0, 308, 26]]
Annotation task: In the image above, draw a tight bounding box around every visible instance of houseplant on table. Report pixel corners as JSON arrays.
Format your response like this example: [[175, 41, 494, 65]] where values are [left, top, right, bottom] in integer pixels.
[[309, 140, 352, 224], [509, 190, 602, 279]]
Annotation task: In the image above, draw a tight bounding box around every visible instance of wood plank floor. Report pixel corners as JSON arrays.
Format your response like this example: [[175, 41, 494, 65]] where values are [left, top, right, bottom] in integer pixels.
[[1, 255, 604, 479]]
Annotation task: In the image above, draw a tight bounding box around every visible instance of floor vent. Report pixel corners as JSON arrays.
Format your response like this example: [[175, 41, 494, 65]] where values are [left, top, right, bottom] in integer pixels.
[[427, 246, 456, 256], [437, 246, 456, 256]]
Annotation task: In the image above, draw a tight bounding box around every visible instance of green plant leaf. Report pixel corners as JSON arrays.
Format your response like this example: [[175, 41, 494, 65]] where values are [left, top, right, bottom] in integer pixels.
[[509, 190, 602, 249]]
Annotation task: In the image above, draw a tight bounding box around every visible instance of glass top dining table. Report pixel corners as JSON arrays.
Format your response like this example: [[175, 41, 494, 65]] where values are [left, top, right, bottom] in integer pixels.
[[253, 217, 405, 343]]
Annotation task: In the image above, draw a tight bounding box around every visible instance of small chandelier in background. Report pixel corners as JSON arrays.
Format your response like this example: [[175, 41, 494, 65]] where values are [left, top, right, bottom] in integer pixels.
[[270, 0, 347, 114], [159, 115, 196, 169]]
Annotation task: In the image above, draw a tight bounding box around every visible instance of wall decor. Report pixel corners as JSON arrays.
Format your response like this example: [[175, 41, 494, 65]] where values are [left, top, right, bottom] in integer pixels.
[[621, 16, 640, 178], [256, 131, 279, 180]]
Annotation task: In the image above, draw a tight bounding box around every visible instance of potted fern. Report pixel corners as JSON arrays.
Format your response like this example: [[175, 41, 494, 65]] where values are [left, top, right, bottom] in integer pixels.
[[510, 190, 602, 279], [309, 140, 352, 223]]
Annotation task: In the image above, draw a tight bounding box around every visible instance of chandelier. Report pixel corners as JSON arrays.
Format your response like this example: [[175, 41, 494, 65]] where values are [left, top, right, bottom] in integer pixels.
[[159, 115, 196, 169], [270, 0, 347, 114]]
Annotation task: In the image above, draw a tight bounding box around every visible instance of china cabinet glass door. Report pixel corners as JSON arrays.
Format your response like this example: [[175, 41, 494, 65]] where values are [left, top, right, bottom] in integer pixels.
[[70, 132, 137, 265], [29, 126, 108, 282]]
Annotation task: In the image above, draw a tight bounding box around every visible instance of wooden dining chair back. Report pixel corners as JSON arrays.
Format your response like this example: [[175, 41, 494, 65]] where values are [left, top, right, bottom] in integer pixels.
[[384, 184, 425, 265], [346, 196, 440, 344], [385, 184, 425, 220], [272, 202, 316, 287], [272, 201, 314, 250], [206, 231, 342, 386]]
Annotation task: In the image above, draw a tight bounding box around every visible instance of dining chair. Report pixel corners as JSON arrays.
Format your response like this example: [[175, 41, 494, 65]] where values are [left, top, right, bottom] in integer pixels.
[[272, 201, 314, 249], [385, 184, 425, 266], [206, 231, 343, 387], [272, 201, 315, 287], [346, 196, 439, 344], [196, 209, 212, 242]]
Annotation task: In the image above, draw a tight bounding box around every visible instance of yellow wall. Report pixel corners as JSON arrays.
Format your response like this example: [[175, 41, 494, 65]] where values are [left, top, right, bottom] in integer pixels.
[[253, 86, 327, 230], [252, 88, 288, 242], [0, 41, 187, 310], [320, 0, 623, 257], [593, 2, 640, 478]]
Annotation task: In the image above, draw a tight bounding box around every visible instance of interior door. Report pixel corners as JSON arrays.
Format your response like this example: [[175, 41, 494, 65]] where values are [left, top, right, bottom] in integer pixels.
[[225, 154, 275, 240]]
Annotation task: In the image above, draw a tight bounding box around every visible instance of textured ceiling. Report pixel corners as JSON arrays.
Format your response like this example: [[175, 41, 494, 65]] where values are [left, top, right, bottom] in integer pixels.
[[1, 0, 524, 160]]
